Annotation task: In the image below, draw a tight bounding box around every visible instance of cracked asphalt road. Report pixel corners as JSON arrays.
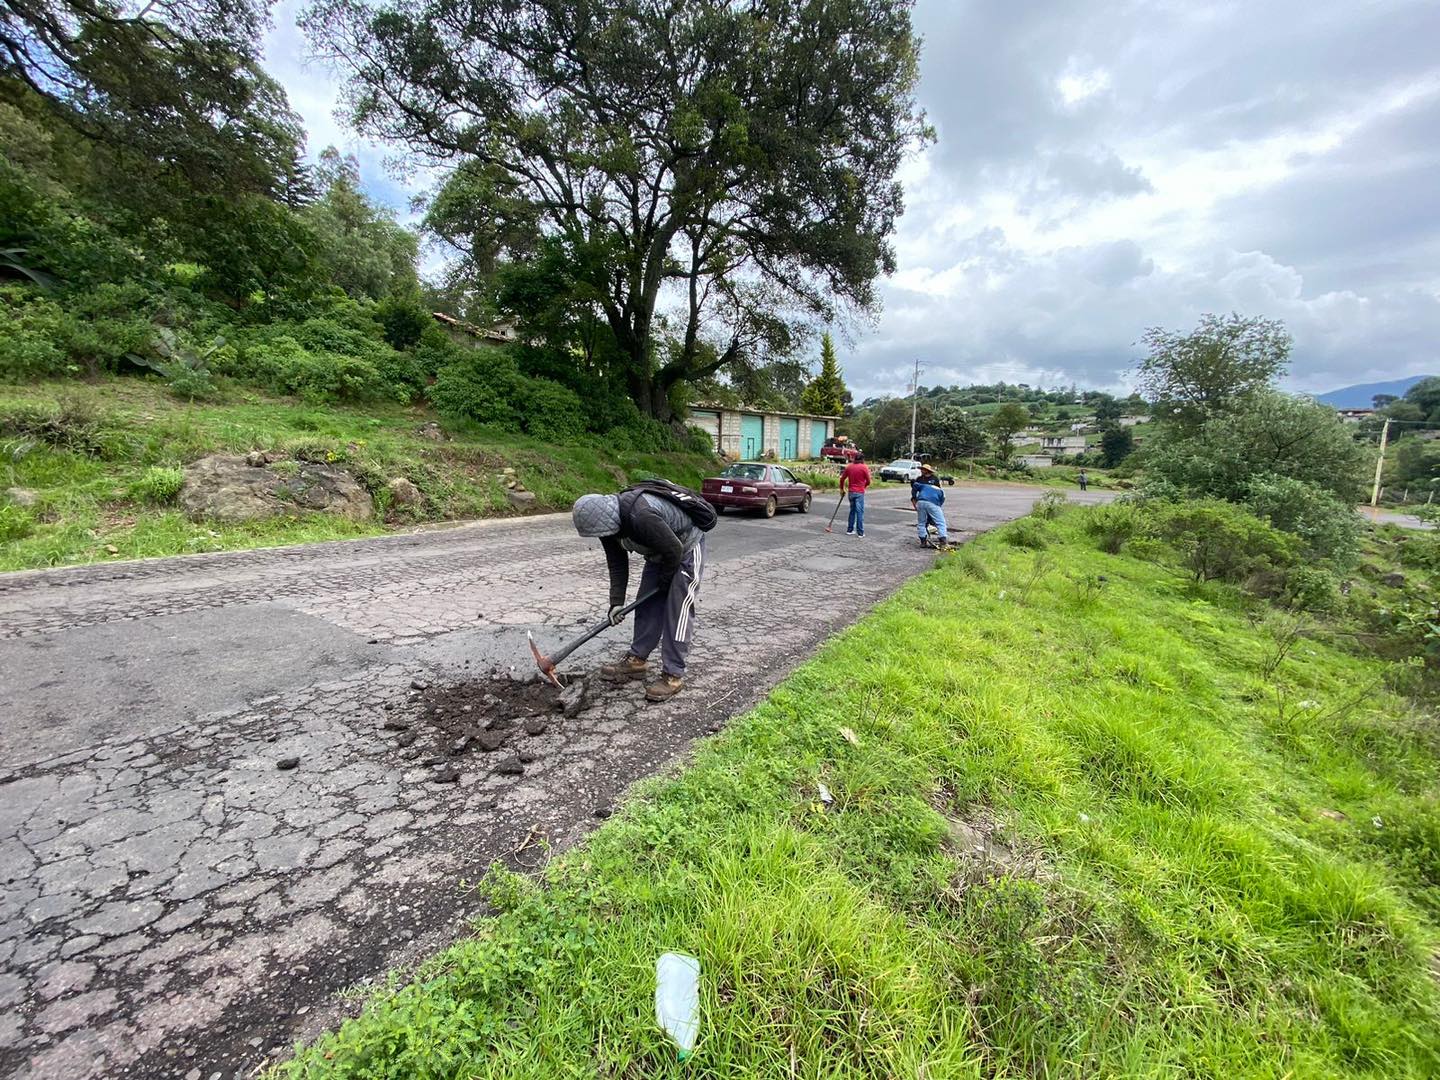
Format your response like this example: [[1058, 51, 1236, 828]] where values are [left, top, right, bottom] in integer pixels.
[[0, 482, 1112, 1080]]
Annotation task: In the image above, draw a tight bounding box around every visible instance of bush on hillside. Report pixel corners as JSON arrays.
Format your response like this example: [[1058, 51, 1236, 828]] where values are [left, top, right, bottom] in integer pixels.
[[1151, 500, 1299, 583], [0, 286, 69, 378], [1284, 565, 1341, 614], [429, 351, 525, 428], [234, 336, 393, 404], [1083, 501, 1144, 554], [375, 293, 430, 350], [1145, 390, 1368, 504], [516, 376, 586, 441], [1002, 519, 1049, 549], [1242, 473, 1361, 568]]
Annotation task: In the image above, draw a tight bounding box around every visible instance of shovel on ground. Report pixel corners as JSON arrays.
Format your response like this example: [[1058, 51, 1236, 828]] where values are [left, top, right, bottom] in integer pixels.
[[824, 491, 845, 533], [528, 588, 660, 687]]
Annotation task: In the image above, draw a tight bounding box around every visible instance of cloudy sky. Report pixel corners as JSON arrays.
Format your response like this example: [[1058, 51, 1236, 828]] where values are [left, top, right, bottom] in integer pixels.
[[265, 0, 1440, 401]]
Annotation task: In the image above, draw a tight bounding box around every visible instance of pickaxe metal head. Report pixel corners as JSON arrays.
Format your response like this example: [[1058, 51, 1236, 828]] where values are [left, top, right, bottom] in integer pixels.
[[527, 630, 563, 688]]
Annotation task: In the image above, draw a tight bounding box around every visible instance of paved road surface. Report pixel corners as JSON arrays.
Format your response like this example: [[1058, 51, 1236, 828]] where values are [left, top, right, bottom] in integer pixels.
[[0, 483, 1111, 1080]]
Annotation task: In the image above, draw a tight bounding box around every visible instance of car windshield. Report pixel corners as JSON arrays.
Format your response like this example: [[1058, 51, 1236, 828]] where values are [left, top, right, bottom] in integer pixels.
[[887, 460, 917, 469], [720, 463, 766, 480]]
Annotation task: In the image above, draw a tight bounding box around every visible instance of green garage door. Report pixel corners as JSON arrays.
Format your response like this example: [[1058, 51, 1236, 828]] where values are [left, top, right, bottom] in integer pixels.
[[810, 420, 827, 458], [740, 414, 764, 459], [779, 417, 800, 460]]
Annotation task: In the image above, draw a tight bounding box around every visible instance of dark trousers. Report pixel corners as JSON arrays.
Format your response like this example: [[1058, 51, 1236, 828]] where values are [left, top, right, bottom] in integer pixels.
[[631, 537, 705, 677]]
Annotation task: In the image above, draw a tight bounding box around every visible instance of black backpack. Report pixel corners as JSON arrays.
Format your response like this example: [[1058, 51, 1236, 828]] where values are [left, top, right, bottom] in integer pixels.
[[622, 479, 718, 532]]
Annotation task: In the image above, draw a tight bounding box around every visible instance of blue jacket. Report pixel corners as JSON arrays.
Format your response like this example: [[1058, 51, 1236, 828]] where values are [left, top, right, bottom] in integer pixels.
[[911, 477, 944, 505]]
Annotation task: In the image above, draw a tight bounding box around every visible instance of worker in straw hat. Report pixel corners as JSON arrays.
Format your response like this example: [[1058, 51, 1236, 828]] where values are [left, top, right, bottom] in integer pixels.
[[911, 463, 949, 549]]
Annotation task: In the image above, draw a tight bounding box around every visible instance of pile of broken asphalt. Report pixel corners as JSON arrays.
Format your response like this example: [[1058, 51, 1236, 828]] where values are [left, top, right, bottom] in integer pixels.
[[367, 669, 593, 785]]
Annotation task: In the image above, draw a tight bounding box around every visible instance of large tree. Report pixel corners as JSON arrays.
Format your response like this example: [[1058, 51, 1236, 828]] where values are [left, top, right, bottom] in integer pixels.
[[1136, 313, 1291, 428], [1, 0, 305, 198], [304, 0, 930, 423], [986, 402, 1030, 464], [799, 331, 847, 416], [922, 405, 986, 461], [304, 147, 420, 301]]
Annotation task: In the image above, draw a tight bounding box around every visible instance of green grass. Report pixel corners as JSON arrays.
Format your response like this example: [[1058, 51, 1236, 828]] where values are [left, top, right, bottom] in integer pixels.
[[0, 379, 715, 571], [278, 509, 1440, 1079]]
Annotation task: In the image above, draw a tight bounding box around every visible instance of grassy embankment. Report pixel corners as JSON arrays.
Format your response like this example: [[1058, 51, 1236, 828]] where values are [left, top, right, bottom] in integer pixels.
[[279, 507, 1440, 1079], [0, 379, 715, 572]]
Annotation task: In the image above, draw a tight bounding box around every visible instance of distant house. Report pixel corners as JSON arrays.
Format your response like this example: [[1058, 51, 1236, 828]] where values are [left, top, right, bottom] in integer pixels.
[[1018, 454, 1054, 468], [431, 312, 519, 346], [1336, 408, 1375, 424], [1117, 415, 1151, 427], [1042, 434, 1088, 452], [688, 402, 838, 460]]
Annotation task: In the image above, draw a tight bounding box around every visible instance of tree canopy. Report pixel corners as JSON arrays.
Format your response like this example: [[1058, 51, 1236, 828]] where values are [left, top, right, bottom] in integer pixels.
[[303, 0, 931, 422], [1, 0, 307, 198], [1136, 313, 1290, 428], [986, 402, 1030, 463]]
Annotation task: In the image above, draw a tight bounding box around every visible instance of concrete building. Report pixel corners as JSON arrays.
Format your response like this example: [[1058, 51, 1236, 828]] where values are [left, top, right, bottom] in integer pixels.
[[687, 404, 839, 460], [1018, 454, 1055, 468], [1042, 434, 1089, 453]]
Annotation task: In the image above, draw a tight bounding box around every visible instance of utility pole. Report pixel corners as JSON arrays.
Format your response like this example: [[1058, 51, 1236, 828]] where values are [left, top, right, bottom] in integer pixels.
[[1369, 417, 1391, 510], [908, 357, 922, 459]]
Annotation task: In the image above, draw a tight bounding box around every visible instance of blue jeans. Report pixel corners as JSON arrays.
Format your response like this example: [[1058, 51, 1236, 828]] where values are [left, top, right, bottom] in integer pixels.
[[847, 492, 865, 535], [916, 499, 947, 541]]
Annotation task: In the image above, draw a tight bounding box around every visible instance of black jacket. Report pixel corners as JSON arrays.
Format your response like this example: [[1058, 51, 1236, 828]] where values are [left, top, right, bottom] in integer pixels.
[[599, 493, 693, 606]]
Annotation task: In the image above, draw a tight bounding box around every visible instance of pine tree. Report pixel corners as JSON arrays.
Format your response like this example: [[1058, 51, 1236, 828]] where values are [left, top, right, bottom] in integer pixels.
[[800, 333, 849, 415]]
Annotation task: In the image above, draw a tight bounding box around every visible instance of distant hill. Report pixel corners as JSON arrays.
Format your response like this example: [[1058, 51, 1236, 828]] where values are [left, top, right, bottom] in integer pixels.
[[1315, 375, 1434, 409]]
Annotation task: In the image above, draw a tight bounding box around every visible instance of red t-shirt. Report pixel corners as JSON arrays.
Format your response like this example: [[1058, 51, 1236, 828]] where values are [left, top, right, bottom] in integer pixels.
[[840, 462, 871, 494]]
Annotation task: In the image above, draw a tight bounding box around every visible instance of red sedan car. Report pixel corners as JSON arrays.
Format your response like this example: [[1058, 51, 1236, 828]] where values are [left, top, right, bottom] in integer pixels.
[[702, 462, 812, 517]]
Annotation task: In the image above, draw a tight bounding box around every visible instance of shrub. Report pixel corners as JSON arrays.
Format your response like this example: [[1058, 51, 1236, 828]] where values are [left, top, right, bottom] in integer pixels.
[[1284, 565, 1340, 614], [1002, 519, 1049, 549], [375, 294, 431, 350], [516, 377, 586, 441], [1083, 502, 1144, 554], [412, 338, 469, 377], [1242, 473, 1361, 568], [429, 351, 525, 428], [129, 466, 185, 504], [238, 337, 389, 404], [1032, 490, 1067, 520], [1151, 500, 1300, 582], [0, 286, 70, 379]]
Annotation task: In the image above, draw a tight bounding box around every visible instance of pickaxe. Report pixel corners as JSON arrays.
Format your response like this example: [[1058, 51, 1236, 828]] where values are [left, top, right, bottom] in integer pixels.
[[528, 588, 660, 687]]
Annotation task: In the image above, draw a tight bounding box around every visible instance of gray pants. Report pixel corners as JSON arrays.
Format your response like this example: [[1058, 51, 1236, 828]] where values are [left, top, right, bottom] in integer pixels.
[[631, 536, 705, 677]]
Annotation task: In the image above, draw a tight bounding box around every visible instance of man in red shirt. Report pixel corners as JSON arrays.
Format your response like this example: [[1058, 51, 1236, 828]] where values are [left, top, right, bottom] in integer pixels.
[[839, 454, 871, 537]]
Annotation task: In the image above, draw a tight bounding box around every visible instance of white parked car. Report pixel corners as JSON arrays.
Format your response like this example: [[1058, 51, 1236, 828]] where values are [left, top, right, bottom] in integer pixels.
[[880, 458, 923, 482]]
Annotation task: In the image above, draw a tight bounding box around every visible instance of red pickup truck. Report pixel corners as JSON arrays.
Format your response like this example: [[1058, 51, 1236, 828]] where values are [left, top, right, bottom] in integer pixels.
[[821, 439, 863, 463]]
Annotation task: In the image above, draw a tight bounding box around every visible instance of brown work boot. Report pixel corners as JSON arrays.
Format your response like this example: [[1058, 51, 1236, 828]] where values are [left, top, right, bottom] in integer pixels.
[[599, 653, 647, 681], [645, 674, 684, 702]]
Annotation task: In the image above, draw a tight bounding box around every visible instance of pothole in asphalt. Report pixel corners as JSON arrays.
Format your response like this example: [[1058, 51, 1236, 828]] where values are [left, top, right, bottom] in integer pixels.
[[381, 670, 606, 780]]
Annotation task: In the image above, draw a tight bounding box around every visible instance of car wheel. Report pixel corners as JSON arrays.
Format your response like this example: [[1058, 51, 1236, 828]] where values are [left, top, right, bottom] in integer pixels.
[[714, 503, 726, 514], [798, 491, 812, 513], [764, 496, 777, 518]]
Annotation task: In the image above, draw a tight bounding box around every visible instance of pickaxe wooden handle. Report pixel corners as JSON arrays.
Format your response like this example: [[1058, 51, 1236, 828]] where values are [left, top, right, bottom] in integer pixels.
[[528, 588, 661, 687]]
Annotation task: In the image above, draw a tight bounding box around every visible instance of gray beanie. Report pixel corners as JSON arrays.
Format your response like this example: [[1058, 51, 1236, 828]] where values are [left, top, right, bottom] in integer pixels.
[[572, 493, 621, 537]]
